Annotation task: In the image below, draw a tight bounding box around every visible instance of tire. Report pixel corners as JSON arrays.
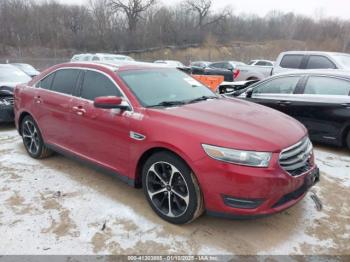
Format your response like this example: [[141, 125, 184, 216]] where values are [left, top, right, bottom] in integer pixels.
[[21, 115, 53, 159], [142, 151, 204, 224]]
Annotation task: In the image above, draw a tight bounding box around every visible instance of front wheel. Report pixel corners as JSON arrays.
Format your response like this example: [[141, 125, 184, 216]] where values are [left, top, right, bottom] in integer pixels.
[[21, 115, 53, 159], [142, 152, 204, 224]]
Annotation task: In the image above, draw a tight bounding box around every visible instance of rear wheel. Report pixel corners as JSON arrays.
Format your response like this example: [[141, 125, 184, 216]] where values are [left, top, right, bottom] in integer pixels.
[[21, 115, 53, 159], [142, 152, 204, 224]]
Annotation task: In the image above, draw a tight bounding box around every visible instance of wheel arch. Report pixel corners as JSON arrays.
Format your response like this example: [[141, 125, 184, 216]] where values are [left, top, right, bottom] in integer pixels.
[[134, 147, 196, 188], [18, 111, 32, 136], [342, 124, 350, 147]]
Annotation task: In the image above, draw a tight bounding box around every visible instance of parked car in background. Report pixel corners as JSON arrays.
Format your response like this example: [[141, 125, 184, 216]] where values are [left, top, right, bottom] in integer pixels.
[[14, 62, 319, 223], [71, 53, 134, 62], [0, 64, 31, 123], [248, 60, 274, 67], [273, 51, 350, 75], [190, 61, 235, 82], [235, 64, 273, 81], [11, 63, 40, 78], [154, 60, 185, 67], [235, 70, 350, 149], [154, 60, 191, 74]]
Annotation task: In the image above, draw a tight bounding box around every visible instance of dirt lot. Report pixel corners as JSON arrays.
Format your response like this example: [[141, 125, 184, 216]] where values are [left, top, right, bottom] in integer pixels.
[[0, 123, 349, 255]]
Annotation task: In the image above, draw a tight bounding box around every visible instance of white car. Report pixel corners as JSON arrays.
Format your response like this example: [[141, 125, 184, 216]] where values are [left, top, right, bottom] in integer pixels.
[[273, 51, 350, 75], [71, 53, 134, 62], [248, 60, 274, 67], [154, 60, 185, 67]]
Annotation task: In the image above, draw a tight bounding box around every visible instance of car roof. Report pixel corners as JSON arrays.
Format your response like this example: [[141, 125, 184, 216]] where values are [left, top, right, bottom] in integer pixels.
[[279, 51, 350, 57], [59, 61, 170, 72], [272, 69, 350, 79]]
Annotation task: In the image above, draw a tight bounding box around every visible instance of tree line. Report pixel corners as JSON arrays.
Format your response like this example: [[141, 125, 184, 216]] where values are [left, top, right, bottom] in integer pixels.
[[0, 0, 349, 56]]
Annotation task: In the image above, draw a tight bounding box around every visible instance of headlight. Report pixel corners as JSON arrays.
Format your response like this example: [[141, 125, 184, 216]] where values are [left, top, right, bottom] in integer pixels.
[[202, 144, 272, 167]]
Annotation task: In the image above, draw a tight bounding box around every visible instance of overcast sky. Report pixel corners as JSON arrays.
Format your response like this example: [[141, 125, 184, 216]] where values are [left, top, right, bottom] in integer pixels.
[[58, 0, 350, 19]]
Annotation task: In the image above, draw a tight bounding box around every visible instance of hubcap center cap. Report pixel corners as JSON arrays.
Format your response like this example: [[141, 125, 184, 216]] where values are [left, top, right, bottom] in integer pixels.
[[166, 185, 171, 191]]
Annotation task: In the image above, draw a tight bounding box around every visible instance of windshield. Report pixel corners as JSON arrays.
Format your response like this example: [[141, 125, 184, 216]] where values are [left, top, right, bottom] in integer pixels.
[[334, 55, 350, 68], [119, 68, 216, 107], [0, 67, 31, 83]]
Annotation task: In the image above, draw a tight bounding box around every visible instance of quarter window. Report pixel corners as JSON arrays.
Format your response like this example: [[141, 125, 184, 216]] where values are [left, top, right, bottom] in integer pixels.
[[37, 73, 55, 90], [80, 71, 122, 100], [306, 56, 336, 69], [304, 76, 350, 96], [254, 76, 300, 94], [51, 69, 80, 95], [280, 55, 304, 69]]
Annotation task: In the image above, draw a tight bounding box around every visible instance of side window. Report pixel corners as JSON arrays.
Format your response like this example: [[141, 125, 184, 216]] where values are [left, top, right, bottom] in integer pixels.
[[306, 56, 336, 69], [80, 71, 122, 101], [210, 63, 224, 69], [256, 61, 267, 66], [254, 76, 301, 94], [92, 56, 99, 61], [37, 73, 55, 90], [280, 55, 304, 69], [51, 69, 80, 95], [304, 76, 350, 96]]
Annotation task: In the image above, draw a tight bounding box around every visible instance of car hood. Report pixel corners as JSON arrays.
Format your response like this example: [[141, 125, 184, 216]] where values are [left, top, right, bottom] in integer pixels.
[[147, 98, 307, 152], [0, 82, 22, 89]]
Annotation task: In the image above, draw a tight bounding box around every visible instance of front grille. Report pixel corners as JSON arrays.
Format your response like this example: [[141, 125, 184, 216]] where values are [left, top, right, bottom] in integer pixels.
[[279, 137, 313, 177], [0, 96, 14, 107]]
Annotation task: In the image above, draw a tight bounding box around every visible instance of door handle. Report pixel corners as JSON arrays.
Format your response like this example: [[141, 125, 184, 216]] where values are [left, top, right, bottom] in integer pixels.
[[34, 96, 42, 104], [72, 106, 86, 116], [341, 103, 350, 108]]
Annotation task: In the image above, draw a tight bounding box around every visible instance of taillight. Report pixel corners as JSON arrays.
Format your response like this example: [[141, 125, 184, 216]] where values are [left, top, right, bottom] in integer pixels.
[[233, 69, 240, 79]]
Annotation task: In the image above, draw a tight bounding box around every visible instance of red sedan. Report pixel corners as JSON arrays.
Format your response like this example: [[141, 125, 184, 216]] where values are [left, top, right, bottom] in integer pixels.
[[14, 62, 319, 224]]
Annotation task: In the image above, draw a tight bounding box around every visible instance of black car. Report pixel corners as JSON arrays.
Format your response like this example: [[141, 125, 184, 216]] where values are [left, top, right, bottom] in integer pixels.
[[190, 61, 235, 82], [233, 70, 350, 149], [0, 64, 31, 123]]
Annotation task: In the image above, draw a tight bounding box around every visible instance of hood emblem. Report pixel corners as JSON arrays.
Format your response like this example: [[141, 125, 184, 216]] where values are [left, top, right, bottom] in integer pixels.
[[130, 131, 146, 141]]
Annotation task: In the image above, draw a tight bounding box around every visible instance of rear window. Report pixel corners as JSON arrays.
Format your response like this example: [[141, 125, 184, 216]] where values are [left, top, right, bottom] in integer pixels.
[[306, 56, 336, 69], [280, 55, 304, 69], [38, 73, 55, 90], [51, 69, 80, 95], [304, 76, 350, 96]]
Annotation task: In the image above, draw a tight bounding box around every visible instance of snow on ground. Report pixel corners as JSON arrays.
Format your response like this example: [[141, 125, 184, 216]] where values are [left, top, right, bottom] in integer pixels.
[[0, 125, 349, 255]]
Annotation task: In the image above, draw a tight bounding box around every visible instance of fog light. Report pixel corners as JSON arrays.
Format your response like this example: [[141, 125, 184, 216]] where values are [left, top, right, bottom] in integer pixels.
[[223, 195, 264, 209]]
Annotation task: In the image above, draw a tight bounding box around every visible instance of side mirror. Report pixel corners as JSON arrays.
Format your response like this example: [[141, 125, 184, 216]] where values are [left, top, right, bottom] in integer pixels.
[[246, 88, 254, 98], [94, 96, 130, 110]]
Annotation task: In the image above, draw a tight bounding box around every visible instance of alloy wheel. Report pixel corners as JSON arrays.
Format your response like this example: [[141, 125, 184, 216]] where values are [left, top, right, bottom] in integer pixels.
[[146, 161, 190, 218], [22, 120, 40, 155]]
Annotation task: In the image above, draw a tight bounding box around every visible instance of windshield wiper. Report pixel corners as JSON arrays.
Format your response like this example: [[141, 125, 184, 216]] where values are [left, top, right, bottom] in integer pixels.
[[147, 100, 186, 108], [187, 96, 218, 104]]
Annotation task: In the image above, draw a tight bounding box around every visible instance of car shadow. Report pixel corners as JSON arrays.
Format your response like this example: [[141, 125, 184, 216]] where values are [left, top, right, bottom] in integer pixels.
[[22, 143, 311, 254]]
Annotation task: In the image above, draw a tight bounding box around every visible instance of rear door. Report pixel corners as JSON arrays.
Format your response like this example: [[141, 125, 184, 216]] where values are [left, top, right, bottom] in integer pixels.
[[34, 69, 81, 148], [305, 55, 337, 69], [291, 76, 350, 144], [69, 69, 131, 175], [246, 75, 303, 116]]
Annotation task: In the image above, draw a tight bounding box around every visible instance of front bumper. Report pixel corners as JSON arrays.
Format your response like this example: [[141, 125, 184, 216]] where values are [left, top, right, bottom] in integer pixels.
[[193, 154, 319, 218]]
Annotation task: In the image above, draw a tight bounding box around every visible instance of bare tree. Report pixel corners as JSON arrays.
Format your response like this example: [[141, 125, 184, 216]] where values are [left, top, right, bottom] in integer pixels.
[[109, 0, 157, 33], [184, 0, 228, 40]]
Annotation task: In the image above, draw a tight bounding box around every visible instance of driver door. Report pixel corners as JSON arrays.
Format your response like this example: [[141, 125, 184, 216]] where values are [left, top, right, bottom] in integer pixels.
[[69, 69, 131, 176]]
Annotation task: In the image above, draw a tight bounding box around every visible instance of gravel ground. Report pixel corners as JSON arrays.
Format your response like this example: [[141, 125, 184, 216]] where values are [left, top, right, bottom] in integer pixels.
[[0, 123, 349, 255]]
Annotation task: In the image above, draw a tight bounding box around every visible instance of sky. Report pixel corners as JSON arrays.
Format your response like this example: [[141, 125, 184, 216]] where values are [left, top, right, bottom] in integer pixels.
[[58, 0, 350, 20]]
